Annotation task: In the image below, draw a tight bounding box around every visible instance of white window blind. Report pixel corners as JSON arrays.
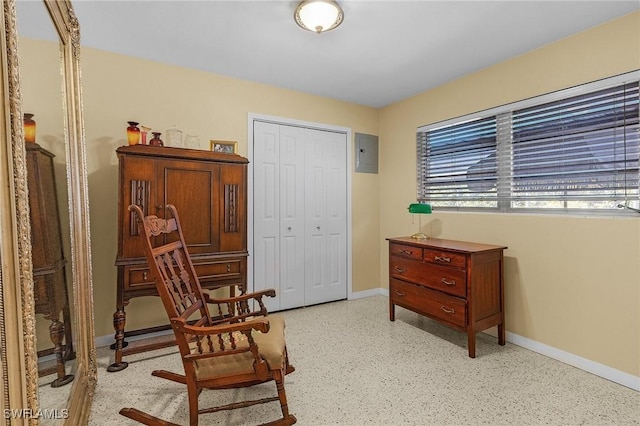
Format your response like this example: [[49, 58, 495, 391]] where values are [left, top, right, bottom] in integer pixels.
[[511, 82, 639, 209], [417, 116, 498, 208], [417, 72, 640, 214]]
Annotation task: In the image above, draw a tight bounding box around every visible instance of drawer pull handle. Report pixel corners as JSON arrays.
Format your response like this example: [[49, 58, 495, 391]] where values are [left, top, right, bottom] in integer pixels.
[[435, 255, 451, 263], [394, 290, 406, 297], [440, 306, 455, 314], [441, 278, 456, 286], [399, 249, 413, 255], [143, 271, 148, 281], [226, 264, 231, 272], [394, 267, 407, 273]]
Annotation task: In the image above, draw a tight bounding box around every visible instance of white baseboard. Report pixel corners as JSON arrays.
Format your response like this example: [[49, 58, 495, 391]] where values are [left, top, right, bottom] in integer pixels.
[[94, 291, 639, 392], [506, 331, 639, 391], [348, 288, 387, 299], [94, 328, 173, 349]]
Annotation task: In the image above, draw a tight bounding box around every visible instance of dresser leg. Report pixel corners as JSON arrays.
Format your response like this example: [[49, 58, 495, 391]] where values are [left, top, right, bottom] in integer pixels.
[[467, 331, 476, 358], [389, 301, 395, 321], [498, 323, 506, 346]]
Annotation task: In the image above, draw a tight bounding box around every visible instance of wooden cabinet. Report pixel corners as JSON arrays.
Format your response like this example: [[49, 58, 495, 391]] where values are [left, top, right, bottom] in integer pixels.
[[109, 145, 248, 371], [387, 237, 507, 358], [26, 143, 74, 387]]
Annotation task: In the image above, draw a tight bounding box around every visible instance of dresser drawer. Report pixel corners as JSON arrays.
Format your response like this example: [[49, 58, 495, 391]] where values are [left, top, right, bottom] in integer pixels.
[[390, 278, 467, 327], [390, 243, 423, 260], [390, 257, 467, 297], [424, 249, 466, 268], [125, 258, 245, 291]]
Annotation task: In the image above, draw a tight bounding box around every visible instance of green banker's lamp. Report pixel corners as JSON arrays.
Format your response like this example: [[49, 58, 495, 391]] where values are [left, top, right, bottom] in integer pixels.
[[408, 203, 432, 239]]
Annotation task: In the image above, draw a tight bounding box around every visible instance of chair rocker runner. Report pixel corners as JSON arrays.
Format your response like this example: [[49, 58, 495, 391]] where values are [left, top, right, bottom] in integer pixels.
[[120, 204, 296, 426]]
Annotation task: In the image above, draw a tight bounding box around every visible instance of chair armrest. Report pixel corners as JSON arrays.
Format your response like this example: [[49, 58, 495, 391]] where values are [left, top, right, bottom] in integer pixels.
[[203, 288, 276, 305], [172, 317, 270, 336], [205, 289, 277, 322]]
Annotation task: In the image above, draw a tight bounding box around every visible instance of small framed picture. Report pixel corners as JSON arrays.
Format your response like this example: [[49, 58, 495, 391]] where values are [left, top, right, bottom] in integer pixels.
[[210, 140, 238, 154]]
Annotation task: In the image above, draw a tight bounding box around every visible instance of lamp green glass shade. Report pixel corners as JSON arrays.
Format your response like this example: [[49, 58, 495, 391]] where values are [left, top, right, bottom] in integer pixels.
[[408, 203, 432, 239], [408, 203, 432, 214]]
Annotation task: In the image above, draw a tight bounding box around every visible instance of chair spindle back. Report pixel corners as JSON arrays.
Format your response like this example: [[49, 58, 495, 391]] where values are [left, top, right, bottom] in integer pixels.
[[129, 204, 212, 329]]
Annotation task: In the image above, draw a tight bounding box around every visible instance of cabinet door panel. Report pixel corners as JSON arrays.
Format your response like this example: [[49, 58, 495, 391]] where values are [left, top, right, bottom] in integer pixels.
[[27, 147, 64, 267], [219, 163, 247, 252], [120, 156, 156, 259], [161, 160, 219, 254]]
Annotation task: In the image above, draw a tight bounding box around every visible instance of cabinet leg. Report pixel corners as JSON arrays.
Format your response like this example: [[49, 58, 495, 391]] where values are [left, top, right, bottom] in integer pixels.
[[61, 302, 75, 361], [389, 301, 395, 321], [498, 322, 506, 346], [107, 308, 129, 372], [49, 320, 73, 387]]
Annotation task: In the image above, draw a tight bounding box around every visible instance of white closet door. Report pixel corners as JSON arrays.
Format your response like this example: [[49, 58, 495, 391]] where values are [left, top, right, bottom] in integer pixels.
[[253, 121, 347, 310], [304, 129, 348, 305]]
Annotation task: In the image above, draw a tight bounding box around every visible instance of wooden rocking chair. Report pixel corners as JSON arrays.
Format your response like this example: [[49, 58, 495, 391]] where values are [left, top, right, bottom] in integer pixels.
[[120, 204, 296, 426]]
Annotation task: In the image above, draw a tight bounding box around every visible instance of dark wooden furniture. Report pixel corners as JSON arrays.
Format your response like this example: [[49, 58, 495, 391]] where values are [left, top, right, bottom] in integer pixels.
[[26, 143, 74, 387], [109, 145, 248, 372], [120, 204, 295, 426], [387, 237, 507, 358]]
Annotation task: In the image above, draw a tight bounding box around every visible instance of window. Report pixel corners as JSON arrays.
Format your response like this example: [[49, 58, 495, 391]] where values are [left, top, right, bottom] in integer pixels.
[[417, 73, 640, 214], [417, 116, 498, 208]]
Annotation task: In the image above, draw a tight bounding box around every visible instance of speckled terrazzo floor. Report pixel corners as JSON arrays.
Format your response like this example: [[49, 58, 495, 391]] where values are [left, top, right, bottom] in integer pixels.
[[74, 296, 638, 425]]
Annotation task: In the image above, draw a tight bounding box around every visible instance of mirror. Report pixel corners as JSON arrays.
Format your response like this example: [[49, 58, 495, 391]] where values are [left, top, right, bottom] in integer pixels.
[[0, 0, 96, 424], [17, 0, 76, 413]]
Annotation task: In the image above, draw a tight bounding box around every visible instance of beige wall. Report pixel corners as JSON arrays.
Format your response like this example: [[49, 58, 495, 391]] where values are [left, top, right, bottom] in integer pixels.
[[379, 12, 640, 376], [79, 48, 380, 336]]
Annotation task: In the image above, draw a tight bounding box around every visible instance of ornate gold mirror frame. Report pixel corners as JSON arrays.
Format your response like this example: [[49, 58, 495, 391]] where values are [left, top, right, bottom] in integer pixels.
[[0, 1, 96, 424]]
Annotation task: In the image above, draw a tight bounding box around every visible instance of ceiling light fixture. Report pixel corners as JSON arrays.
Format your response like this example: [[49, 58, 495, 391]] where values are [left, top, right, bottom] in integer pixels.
[[294, 0, 344, 34]]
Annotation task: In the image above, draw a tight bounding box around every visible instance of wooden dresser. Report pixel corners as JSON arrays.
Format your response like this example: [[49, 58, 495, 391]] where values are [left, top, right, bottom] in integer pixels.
[[26, 143, 74, 386], [109, 145, 248, 371], [387, 237, 507, 358]]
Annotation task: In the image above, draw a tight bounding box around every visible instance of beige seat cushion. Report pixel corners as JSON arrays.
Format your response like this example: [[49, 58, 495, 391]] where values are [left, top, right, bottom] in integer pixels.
[[192, 314, 287, 381]]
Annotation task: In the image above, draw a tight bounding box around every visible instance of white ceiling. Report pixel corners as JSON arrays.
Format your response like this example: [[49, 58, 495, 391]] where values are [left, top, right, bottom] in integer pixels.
[[19, 0, 640, 108]]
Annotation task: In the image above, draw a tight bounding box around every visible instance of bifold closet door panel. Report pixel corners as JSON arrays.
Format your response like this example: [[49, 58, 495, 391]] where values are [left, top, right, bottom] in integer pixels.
[[253, 121, 282, 311], [303, 128, 348, 306], [278, 125, 306, 310], [253, 122, 306, 310]]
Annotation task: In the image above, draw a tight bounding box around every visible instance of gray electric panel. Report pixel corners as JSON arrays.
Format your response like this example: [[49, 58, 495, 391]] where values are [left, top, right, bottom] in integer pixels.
[[355, 133, 379, 174]]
